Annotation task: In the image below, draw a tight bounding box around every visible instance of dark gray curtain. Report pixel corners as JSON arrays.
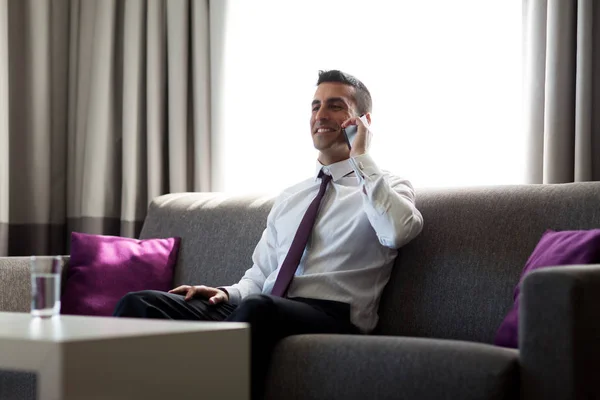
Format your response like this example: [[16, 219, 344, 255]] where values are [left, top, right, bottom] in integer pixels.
[[524, 0, 600, 183], [0, 0, 213, 256]]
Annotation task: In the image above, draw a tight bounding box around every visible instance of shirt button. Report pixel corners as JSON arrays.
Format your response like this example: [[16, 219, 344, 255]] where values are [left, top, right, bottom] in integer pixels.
[[359, 162, 365, 169]]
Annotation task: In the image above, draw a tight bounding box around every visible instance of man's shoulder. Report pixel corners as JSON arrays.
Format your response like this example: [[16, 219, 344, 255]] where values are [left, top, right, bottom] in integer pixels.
[[283, 176, 316, 193], [272, 177, 316, 206]]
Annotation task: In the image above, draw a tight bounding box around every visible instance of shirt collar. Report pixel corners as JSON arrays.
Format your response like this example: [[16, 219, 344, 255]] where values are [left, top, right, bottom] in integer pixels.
[[314, 158, 355, 182]]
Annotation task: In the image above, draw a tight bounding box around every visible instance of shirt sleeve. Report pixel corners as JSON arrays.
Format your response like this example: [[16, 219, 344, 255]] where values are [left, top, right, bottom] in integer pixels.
[[218, 196, 282, 304], [348, 153, 424, 249]]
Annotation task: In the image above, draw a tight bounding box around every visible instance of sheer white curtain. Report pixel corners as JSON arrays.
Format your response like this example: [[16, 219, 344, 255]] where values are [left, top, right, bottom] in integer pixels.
[[212, 0, 523, 193]]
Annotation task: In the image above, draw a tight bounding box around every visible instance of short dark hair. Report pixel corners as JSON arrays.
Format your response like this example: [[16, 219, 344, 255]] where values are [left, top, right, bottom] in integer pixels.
[[316, 70, 372, 115]]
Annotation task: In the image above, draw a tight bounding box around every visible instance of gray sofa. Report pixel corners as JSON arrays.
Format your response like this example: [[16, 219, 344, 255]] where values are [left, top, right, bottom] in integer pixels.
[[1, 182, 599, 400]]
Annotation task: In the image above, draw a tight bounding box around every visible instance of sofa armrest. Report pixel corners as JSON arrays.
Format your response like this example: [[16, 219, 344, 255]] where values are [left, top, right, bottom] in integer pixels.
[[0, 257, 32, 312], [266, 335, 519, 400], [0, 256, 70, 313], [520, 264, 600, 400]]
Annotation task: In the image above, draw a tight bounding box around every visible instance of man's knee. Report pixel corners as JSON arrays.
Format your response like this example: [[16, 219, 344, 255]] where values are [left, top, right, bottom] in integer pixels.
[[113, 290, 164, 317], [227, 294, 275, 323]]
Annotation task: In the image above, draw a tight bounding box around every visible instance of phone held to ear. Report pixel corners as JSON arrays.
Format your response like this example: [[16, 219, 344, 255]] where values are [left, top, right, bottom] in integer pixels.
[[343, 114, 367, 150], [342, 125, 358, 150]]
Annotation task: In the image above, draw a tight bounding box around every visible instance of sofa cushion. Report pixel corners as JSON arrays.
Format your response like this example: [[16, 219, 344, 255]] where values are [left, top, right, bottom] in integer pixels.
[[139, 193, 274, 288], [61, 232, 180, 316], [494, 229, 600, 348], [377, 182, 600, 343], [266, 335, 519, 400], [138, 183, 600, 344]]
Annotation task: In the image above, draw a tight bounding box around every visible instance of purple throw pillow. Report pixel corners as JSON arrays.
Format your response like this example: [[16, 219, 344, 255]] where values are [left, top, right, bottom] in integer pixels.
[[494, 229, 600, 348], [61, 232, 181, 316]]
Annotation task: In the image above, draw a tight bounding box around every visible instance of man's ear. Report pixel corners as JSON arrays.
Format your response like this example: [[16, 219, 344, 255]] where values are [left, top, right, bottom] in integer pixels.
[[364, 112, 372, 125]]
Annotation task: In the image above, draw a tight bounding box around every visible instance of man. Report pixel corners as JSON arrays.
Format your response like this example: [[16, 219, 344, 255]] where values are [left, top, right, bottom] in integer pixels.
[[113, 70, 424, 399]]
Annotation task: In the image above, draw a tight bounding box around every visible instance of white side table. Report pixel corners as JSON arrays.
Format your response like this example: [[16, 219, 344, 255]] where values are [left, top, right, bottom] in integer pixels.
[[0, 312, 249, 400]]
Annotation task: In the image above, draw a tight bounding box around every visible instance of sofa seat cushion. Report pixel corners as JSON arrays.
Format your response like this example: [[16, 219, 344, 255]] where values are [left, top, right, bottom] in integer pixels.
[[266, 335, 519, 400]]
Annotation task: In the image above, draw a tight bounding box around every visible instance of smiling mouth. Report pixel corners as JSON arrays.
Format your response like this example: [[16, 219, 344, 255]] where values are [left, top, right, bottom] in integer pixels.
[[315, 127, 338, 134]]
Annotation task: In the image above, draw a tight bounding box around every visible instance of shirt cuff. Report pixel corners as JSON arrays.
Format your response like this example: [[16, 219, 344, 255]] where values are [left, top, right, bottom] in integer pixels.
[[349, 153, 390, 215], [348, 153, 383, 182], [217, 286, 242, 305]]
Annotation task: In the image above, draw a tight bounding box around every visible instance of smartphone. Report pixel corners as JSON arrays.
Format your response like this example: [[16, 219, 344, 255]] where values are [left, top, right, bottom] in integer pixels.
[[343, 125, 358, 150]]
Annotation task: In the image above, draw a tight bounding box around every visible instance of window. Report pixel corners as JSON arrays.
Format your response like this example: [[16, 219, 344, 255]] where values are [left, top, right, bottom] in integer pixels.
[[215, 0, 523, 193]]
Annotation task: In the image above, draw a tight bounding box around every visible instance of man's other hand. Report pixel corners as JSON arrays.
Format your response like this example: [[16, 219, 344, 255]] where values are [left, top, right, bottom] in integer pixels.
[[168, 285, 229, 304]]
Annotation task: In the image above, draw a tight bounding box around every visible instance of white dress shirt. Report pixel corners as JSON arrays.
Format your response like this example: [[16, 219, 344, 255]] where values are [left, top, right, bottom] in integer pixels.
[[221, 153, 423, 333]]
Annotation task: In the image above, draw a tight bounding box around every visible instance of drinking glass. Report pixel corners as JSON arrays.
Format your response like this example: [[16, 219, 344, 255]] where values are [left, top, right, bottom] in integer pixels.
[[30, 256, 63, 318]]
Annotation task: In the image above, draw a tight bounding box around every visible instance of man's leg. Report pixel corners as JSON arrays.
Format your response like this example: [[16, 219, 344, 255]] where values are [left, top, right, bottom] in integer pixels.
[[113, 290, 237, 321], [226, 294, 357, 399]]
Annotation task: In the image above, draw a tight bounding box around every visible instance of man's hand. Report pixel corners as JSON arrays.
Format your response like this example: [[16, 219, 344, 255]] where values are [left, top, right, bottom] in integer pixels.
[[168, 285, 229, 305], [341, 114, 372, 158]]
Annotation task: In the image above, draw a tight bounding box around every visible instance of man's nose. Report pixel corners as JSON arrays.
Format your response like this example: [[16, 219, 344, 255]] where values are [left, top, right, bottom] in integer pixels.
[[314, 107, 329, 121]]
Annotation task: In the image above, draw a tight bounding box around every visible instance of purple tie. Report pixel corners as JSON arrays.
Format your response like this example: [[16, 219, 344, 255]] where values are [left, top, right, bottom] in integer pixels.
[[270, 172, 332, 297]]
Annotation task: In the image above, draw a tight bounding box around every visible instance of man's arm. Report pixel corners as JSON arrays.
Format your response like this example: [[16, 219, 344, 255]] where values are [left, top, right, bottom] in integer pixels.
[[349, 153, 423, 249], [340, 115, 423, 249]]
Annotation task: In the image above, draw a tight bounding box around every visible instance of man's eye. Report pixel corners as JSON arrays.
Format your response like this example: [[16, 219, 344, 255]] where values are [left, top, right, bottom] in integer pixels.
[[312, 106, 320, 112], [331, 105, 342, 111]]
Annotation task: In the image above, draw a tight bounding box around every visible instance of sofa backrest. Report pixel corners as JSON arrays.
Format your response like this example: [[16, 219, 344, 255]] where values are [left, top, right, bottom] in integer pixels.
[[140, 182, 600, 344], [377, 182, 600, 343], [140, 193, 275, 289]]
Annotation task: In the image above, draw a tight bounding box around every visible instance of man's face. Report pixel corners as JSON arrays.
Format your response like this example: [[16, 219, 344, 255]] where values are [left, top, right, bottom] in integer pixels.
[[310, 82, 358, 158]]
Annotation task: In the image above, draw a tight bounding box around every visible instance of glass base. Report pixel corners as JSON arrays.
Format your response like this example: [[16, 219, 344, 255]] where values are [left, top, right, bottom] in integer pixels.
[[31, 304, 60, 318]]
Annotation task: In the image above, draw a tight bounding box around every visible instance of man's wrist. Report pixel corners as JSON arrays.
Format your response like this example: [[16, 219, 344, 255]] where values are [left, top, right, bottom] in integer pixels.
[[349, 148, 366, 158], [217, 287, 230, 302], [350, 153, 382, 178], [218, 286, 242, 304]]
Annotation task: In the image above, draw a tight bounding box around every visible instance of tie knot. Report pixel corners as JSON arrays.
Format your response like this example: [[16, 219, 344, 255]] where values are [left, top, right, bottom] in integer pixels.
[[319, 170, 332, 184]]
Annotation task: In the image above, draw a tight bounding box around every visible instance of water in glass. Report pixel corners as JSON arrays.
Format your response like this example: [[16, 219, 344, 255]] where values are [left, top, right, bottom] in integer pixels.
[[30, 256, 62, 318]]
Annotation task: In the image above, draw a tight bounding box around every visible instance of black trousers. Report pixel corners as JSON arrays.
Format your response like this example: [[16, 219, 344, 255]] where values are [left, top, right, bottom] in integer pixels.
[[113, 291, 358, 400]]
